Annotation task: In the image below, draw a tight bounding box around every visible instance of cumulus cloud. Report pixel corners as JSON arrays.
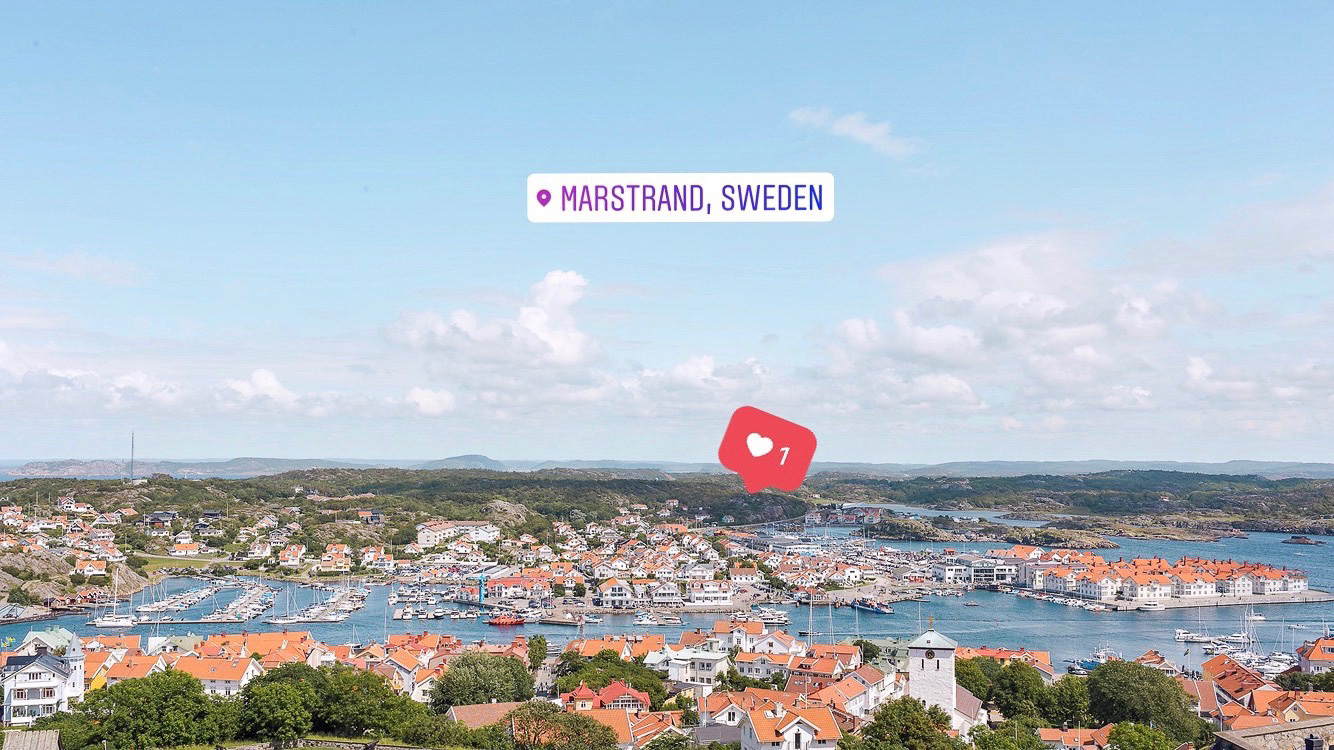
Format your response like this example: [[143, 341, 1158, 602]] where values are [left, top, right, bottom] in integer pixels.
[[789, 107, 920, 158], [395, 270, 599, 368], [218, 369, 299, 409], [404, 387, 456, 416], [1184, 356, 1260, 399], [108, 372, 187, 410]]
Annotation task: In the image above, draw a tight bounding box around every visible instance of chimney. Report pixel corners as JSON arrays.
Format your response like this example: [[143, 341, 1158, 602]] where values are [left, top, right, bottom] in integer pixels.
[[1305, 735, 1325, 750]]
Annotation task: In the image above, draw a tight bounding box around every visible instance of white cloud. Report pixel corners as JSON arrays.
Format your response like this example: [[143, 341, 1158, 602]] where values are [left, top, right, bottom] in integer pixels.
[[108, 372, 187, 410], [789, 107, 920, 158], [395, 270, 599, 368], [1184, 356, 1260, 400], [1101, 385, 1153, 410], [405, 387, 456, 416], [218, 369, 299, 409], [902, 373, 984, 410]]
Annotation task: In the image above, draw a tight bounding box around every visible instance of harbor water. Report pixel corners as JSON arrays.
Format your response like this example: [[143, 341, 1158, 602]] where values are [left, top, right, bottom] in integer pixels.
[[2, 525, 1329, 675]]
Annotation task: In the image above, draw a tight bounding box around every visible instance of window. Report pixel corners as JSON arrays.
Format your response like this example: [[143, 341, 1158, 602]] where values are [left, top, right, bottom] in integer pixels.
[[41, 688, 55, 699]]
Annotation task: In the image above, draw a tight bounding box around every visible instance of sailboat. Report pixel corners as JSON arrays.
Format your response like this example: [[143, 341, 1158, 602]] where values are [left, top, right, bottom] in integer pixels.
[[92, 576, 136, 628], [265, 583, 302, 625]]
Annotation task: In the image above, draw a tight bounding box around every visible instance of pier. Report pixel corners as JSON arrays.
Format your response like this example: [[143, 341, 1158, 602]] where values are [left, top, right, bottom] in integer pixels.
[[1105, 590, 1334, 611]]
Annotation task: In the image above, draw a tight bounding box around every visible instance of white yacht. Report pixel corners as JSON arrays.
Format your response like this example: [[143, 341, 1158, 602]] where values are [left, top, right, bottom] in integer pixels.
[[92, 612, 136, 628]]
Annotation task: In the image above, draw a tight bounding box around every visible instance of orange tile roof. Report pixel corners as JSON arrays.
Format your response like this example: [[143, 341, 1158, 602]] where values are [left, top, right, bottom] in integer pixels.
[[745, 705, 841, 743], [171, 655, 256, 682], [106, 654, 160, 680]]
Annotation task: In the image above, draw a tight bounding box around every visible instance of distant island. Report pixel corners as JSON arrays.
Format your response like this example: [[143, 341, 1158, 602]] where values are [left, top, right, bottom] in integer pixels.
[[9, 455, 1334, 480]]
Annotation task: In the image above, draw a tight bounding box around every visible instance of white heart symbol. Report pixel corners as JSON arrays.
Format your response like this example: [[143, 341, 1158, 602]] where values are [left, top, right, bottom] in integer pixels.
[[746, 433, 774, 458]]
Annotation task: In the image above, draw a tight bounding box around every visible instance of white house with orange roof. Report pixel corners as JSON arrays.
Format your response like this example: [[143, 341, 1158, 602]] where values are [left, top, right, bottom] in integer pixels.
[[685, 579, 732, 607], [1170, 570, 1219, 598], [1121, 573, 1173, 602], [1299, 638, 1334, 674], [734, 652, 794, 682], [278, 544, 306, 569], [738, 702, 841, 750], [74, 560, 107, 578], [597, 578, 633, 608], [751, 631, 806, 656], [170, 656, 263, 696], [1074, 571, 1120, 601]]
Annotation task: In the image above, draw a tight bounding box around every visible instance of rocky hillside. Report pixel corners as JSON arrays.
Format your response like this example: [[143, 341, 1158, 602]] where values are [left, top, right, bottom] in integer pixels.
[[0, 550, 149, 603]]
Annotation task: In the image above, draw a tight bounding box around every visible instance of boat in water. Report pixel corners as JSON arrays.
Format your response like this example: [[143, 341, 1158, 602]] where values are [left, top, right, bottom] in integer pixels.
[[633, 611, 660, 626], [92, 612, 136, 628], [850, 598, 895, 615], [488, 614, 526, 626]]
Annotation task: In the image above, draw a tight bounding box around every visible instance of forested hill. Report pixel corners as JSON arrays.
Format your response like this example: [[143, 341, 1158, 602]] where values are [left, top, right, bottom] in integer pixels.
[[0, 468, 810, 538], [2, 468, 1330, 541], [809, 470, 1334, 524]]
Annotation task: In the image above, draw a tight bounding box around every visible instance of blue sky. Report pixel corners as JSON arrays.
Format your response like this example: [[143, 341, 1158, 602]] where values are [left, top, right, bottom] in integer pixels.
[[2, 3, 1333, 462]]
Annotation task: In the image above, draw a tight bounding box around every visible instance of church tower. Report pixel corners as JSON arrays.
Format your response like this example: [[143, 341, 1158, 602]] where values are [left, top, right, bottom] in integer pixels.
[[905, 629, 960, 727]]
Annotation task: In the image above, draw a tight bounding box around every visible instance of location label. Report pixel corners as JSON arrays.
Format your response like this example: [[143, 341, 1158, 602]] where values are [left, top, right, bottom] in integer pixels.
[[718, 406, 817, 494], [528, 173, 835, 223]]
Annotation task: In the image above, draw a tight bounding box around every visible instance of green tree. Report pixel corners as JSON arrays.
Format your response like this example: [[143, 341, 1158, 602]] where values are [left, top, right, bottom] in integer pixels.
[[393, 713, 474, 748], [430, 652, 536, 712], [674, 695, 700, 727], [646, 734, 692, 750], [1045, 675, 1092, 728], [548, 711, 621, 750], [955, 658, 993, 701], [529, 635, 549, 672], [991, 662, 1049, 720], [976, 657, 1005, 684], [554, 649, 667, 710], [317, 664, 412, 736], [573, 582, 587, 597], [79, 669, 224, 749], [1087, 662, 1208, 745], [32, 712, 100, 750], [714, 667, 773, 692], [203, 695, 243, 744], [854, 639, 882, 663], [1277, 672, 1334, 691], [246, 661, 329, 704], [507, 702, 618, 750], [970, 723, 1045, 750], [242, 682, 314, 748], [1105, 723, 1174, 750], [839, 697, 967, 750]]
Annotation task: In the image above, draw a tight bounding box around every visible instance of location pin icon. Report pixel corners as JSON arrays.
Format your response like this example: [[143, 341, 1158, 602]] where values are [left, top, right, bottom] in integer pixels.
[[536, 189, 551, 207]]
